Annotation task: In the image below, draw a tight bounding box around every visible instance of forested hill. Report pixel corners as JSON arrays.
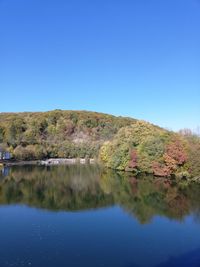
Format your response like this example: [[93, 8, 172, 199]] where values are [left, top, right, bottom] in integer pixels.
[[0, 110, 136, 159], [0, 110, 200, 179]]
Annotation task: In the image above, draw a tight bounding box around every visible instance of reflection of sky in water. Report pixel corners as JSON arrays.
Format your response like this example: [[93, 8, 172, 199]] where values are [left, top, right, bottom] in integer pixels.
[[0, 205, 200, 267]]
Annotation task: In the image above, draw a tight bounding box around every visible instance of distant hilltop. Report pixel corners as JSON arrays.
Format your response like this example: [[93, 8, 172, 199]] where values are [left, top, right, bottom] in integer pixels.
[[0, 110, 199, 180]]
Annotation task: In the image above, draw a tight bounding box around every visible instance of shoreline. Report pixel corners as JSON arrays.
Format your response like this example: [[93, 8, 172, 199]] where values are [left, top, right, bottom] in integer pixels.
[[0, 158, 96, 167], [1, 159, 200, 184]]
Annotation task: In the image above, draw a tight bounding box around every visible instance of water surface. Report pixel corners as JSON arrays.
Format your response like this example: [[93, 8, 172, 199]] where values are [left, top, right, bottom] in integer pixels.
[[0, 165, 200, 267]]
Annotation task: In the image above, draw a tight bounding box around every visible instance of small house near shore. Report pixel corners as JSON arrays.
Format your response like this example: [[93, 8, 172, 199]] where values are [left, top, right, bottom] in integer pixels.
[[0, 148, 11, 160]]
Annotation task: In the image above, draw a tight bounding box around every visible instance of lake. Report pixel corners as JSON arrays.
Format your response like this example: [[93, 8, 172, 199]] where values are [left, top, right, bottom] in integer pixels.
[[0, 165, 200, 267]]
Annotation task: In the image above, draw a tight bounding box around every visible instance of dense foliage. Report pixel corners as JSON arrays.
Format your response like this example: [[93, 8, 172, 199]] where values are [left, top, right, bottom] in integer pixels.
[[0, 110, 135, 160], [0, 110, 199, 179], [100, 121, 200, 179]]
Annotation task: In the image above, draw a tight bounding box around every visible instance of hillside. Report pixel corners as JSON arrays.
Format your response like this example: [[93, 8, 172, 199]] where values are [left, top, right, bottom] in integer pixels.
[[0, 110, 200, 179], [0, 110, 135, 159]]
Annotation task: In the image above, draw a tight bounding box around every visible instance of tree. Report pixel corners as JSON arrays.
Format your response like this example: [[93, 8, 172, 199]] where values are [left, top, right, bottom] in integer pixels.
[[152, 162, 171, 177]]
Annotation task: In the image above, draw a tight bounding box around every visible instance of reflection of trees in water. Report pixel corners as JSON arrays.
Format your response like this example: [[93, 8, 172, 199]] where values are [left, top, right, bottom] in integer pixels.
[[0, 165, 200, 224]]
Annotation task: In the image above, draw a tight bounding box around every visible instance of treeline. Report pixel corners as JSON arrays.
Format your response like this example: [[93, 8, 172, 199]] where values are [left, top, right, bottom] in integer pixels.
[[0, 110, 135, 160], [100, 121, 200, 179], [0, 110, 200, 179]]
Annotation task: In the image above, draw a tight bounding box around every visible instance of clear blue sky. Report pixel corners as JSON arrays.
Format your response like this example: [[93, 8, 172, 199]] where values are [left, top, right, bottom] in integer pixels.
[[0, 0, 199, 130]]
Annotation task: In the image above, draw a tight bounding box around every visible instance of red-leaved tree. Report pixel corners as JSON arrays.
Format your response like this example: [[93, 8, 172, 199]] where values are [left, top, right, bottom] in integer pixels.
[[152, 162, 171, 177], [152, 138, 188, 177], [165, 139, 187, 165]]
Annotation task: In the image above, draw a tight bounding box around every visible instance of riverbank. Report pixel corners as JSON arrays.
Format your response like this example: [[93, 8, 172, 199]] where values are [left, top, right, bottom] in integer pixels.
[[0, 158, 96, 166], [40, 158, 95, 166]]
